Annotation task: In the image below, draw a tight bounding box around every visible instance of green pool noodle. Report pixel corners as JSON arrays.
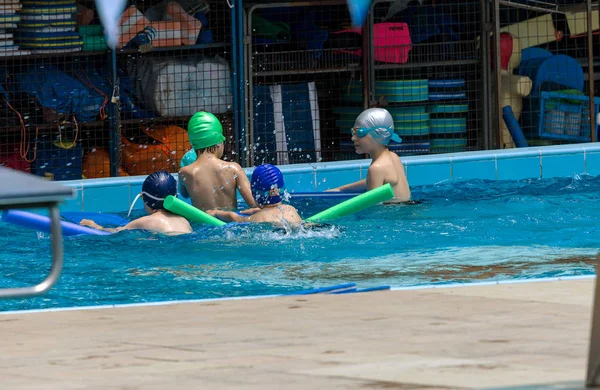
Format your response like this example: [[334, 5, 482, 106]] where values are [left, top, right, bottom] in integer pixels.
[[306, 183, 395, 223], [163, 195, 226, 227]]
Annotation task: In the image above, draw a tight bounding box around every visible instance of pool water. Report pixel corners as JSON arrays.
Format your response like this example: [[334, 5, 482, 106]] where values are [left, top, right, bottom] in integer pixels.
[[1, 174, 599, 312]]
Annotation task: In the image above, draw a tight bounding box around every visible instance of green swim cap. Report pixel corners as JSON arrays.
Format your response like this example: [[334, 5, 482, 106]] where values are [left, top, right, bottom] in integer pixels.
[[188, 111, 225, 150]]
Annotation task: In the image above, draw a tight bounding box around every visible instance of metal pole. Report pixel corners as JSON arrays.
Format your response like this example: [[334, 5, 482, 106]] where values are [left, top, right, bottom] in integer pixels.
[[237, 2, 246, 162], [0, 205, 63, 299], [497, 0, 563, 14], [109, 49, 120, 177], [362, 5, 371, 110], [493, 0, 502, 150], [368, 2, 377, 108], [247, 5, 258, 167], [231, 0, 242, 162], [481, 0, 491, 150], [587, 0, 596, 143], [242, 7, 251, 168]]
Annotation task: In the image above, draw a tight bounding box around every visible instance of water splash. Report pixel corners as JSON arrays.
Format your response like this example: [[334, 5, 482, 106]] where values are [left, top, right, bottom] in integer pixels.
[[346, 0, 371, 27], [95, 0, 128, 49]]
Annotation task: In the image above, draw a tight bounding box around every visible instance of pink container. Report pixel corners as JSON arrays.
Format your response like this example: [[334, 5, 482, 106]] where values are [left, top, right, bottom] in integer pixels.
[[333, 22, 412, 64]]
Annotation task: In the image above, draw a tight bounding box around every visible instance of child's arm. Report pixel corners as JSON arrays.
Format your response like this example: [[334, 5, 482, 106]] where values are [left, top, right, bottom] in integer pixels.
[[326, 179, 367, 192], [207, 210, 247, 223], [234, 164, 259, 208], [365, 165, 385, 190], [80, 218, 127, 233], [239, 207, 261, 215]]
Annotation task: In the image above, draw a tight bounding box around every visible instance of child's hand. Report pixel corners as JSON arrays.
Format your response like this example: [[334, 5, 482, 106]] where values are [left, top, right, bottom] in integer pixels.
[[239, 207, 261, 215], [206, 210, 218, 216], [325, 188, 341, 192], [80, 219, 100, 229]]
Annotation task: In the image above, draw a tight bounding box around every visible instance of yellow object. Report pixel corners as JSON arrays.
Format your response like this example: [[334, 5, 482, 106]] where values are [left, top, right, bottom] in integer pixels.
[[500, 14, 556, 49], [566, 11, 598, 36]]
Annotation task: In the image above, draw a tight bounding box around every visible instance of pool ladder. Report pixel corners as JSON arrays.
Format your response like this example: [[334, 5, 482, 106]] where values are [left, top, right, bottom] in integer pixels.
[[0, 167, 73, 299]]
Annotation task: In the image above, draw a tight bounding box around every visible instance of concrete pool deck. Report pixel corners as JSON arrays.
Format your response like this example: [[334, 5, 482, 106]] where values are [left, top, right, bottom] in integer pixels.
[[0, 278, 597, 390]]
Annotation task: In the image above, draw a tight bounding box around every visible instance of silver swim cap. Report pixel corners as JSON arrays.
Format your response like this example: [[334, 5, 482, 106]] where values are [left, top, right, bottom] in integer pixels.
[[353, 108, 402, 145]]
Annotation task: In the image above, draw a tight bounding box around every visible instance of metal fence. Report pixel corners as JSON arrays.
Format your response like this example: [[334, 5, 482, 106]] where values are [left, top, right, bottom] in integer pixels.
[[0, 0, 234, 180], [243, 0, 365, 166], [495, 0, 598, 149], [367, 0, 485, 155], [0, 0, 597, 179]]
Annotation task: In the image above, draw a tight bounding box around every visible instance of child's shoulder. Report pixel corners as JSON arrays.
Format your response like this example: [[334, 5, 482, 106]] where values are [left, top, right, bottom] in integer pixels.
[[280, 204, 299, 213], [370, 150, 399, 167]]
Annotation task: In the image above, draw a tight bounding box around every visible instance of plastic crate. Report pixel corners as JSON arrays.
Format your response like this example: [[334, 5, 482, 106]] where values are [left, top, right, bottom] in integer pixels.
[[539, 91, 600, 142]]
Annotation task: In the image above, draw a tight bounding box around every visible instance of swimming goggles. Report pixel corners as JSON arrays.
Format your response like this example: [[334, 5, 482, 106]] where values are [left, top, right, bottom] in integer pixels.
[[350, 127, 371, 138], [127, 191, 176, 217]]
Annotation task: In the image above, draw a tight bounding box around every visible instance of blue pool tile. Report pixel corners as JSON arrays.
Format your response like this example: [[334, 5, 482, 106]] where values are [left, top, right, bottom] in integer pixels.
[[407, 163, 451, 187], [586, 151, 600, 176], [59, 187, 83, 212], [83, 185, 131, 213], [129, 183, 142, 200], [452, 159, 496, 182], [497, 156, 541, 181], [315, 168, 362, 191], [284, 171, 316, 193], [541, 153, 585, 179]]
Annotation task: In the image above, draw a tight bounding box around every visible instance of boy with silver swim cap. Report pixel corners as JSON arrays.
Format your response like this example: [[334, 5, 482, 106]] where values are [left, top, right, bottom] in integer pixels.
[[179, 111, 258, 211], [328, 108, 411, 202], [208, 164, 302, 226], [80, 171, 192, 235]]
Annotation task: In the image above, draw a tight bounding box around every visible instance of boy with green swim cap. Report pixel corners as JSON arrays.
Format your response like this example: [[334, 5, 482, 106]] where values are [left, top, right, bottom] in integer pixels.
[[327, 108, 411, 202], [179, 111, 258, 211]]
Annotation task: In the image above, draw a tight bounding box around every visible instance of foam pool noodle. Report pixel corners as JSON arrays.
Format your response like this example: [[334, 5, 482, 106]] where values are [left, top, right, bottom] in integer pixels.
[[2, 210, 110, 236], [95, 0, 128, 49], [163, 195, 226, 227], [306, 183, 394, 223]]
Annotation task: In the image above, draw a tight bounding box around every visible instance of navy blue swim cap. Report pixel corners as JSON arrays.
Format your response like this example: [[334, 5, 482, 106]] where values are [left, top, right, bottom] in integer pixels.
[[142, 171, 177, 210], [251, 164, 285, 206]]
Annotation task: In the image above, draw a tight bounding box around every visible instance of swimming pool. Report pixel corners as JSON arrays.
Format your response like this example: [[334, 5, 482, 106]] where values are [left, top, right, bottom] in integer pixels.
[[0, 173, 598, 312]]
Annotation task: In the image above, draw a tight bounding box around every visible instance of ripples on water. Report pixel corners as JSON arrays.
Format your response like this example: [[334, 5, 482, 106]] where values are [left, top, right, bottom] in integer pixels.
[[1, 174, 599, 311]]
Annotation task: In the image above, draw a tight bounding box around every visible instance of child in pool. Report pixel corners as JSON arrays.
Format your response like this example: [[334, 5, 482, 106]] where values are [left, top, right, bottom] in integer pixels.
[[80, 171, 192, 235], [178, 111, 258, 211], [207, 164, 302, 227], [327, 108, 411, 203]]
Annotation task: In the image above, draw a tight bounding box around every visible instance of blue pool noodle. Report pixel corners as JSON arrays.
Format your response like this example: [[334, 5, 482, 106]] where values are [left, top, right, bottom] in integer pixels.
[[288, 283, 357, 295], [502, 106, 528, 147], [330, 285, 391, 294], [2, 210, 110, 236], [330, 288, 358, 294]]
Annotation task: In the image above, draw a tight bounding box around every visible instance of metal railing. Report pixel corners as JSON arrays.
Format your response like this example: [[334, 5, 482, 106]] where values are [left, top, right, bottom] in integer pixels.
[[0, 167, 72, 299], [0, 204, 63, 299]]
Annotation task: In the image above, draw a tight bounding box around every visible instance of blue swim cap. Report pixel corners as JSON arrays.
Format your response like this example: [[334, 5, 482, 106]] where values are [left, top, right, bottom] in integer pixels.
[[142, 171, 177, 210], [251, 164, 285, 206]]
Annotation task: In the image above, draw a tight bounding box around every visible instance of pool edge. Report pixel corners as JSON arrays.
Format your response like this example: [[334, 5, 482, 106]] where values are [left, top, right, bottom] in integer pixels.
[[0, 274, 594, 316]]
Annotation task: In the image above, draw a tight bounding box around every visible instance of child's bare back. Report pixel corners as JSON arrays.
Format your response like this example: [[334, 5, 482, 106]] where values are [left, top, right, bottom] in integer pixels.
[[207, 164, 303, 227], [179, 154, 253, 210], [128, 211, 192, 234], [368, 149, 410, 203], [247, 204, 302, 225], [180, 111, 257, 211]]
